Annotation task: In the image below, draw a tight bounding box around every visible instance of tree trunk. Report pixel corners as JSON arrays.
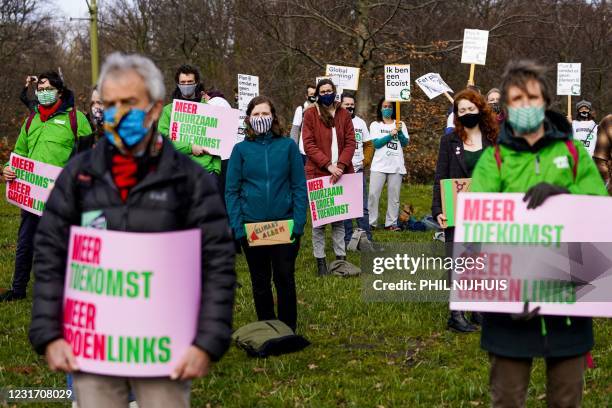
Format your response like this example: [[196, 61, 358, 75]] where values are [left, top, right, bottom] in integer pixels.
[[355, 0, 373, 119]]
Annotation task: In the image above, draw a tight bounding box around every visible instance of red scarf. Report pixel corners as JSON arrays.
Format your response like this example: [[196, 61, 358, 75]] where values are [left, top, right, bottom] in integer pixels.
[[38, 99, 62, 122], [111, 154, 138, 202]]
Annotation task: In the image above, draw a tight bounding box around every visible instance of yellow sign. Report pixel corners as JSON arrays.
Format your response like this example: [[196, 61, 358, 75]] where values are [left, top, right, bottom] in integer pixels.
[[245, 220, 293, 247]]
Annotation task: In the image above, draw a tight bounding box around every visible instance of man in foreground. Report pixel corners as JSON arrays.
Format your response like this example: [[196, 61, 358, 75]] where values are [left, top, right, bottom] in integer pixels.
[[29, 53, 236, 407], [471, 60, 606, 407]]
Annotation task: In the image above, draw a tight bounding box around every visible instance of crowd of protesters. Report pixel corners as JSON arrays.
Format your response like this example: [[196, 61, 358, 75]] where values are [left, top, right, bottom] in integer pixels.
[[0, 52, 610, 407]]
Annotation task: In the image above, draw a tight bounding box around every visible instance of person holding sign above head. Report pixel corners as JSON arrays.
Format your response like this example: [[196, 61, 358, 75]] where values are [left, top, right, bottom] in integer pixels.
[[1, 71, 92, 302], [368, 98, 409, 231], [431, 88, 498, 332], [340, 92, 373, 248], [157, 64, 222, 180], [302, 78, 356, 276], [470, 60, 607, 408], [571, 99, 598, 157], [225, 96, 307, 331], [29, 53, 236, 408]]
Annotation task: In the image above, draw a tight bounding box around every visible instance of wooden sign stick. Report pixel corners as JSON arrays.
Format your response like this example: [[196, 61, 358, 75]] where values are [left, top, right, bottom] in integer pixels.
[[468, 64, 476, 86], [395, 101, 401, 129], [567, 95, 572, 121], [443, 92, 454, 103]]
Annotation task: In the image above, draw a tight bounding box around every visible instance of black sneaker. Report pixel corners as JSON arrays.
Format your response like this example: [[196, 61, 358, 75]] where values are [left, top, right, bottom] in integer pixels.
[[470, 312, 483, 326], [0, 290, 26, 302], [447, 311, 477, 333]]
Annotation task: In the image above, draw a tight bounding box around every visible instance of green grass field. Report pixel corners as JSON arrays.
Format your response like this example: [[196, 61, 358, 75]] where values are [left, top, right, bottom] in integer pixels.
[[0, 183, 610, 407]]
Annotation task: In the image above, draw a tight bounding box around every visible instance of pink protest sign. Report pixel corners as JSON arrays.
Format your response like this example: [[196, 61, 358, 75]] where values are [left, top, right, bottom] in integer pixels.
[[307, 173, 363, 228], [63, 226, 201, 377], [168, 99, 241, 160], [5, 153, 62, 216], [450, 193, 612, 317]]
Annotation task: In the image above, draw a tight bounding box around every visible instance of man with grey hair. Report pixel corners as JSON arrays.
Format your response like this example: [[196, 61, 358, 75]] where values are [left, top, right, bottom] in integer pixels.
[[29, 52, 236, 407]]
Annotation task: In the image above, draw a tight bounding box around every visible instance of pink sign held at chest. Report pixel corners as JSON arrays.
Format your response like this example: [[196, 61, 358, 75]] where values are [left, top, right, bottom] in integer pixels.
[[169, 100, 241, 159], [451, 193, 612, 317], [307, 173, 363, 228], [63, 226, 201, 377], [5, 153, 62, 216]]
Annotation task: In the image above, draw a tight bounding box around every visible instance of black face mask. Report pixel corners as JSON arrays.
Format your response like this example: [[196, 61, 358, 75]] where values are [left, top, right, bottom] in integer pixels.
[[346, 107, 355, 118], [578, 111, 591, 120], [307, 96, 317, 103], [490, 103, 501, 114], [458, 112, 481, 128]]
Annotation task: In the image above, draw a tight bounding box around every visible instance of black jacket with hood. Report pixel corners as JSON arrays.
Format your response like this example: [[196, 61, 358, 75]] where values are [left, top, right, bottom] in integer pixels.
[[29, 137, 236, 361]]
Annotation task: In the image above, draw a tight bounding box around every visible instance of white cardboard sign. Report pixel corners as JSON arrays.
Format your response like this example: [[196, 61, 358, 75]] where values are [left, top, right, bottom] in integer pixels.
[[415, 73, 453, 99], [557, 63, 581, 96], [461, 29, 489, 65], [384, 65, 411, 102], [325, 64, 360, 91], [237, 74, 259, 111]]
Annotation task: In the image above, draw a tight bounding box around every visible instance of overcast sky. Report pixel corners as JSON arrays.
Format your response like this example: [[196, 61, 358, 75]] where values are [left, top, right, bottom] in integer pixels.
[[55, 0, 91, 20]]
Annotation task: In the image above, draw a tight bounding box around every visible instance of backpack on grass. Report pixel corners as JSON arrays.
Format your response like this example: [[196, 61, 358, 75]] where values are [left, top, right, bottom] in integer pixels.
[[232, 320, 310, 358]]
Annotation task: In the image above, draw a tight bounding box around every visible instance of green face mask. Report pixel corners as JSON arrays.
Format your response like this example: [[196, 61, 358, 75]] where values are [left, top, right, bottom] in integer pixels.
[[507, 105, 545, 134], [381, 107, 393, 119], [36, 89, 59, 106]]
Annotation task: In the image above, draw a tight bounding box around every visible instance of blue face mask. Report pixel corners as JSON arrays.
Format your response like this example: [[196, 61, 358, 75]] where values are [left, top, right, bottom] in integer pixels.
[[318, 93, 336, 106], [381, 107, 393, 119], [104, 105, 152, 148]]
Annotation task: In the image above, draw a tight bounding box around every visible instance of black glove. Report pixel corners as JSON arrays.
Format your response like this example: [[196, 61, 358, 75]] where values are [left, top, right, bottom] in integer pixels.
[[511, 302, 541, 321], [523, 183, 569, 209]]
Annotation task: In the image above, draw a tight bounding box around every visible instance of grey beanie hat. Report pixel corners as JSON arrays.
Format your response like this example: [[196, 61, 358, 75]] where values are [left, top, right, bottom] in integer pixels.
[[576, 100, 592, 111]]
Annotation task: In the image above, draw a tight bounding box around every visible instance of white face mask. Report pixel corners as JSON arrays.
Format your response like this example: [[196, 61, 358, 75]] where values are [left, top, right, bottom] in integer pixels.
[[250, 115, 273, 134]]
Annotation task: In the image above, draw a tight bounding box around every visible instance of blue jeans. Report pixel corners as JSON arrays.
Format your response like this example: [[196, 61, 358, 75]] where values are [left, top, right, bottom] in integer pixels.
[[344, 169, 372, 244]]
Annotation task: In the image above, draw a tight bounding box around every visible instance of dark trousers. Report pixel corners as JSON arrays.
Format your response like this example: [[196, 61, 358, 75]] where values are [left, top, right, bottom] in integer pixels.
[[489, 353, 586, 408], [12, 210, 40, 295], [242, 240, 300, 331], [344, 169, 372, 244], [219, 159, 228, 208]]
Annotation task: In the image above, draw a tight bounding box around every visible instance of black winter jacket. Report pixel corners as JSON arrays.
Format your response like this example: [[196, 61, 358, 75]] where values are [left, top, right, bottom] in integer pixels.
[[29, 138, 236, 361], [431, 131, 494, 218]]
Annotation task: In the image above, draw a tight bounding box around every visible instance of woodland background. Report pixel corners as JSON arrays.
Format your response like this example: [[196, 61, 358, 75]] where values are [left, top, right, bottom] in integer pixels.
[[0, 0, 610, 182]]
